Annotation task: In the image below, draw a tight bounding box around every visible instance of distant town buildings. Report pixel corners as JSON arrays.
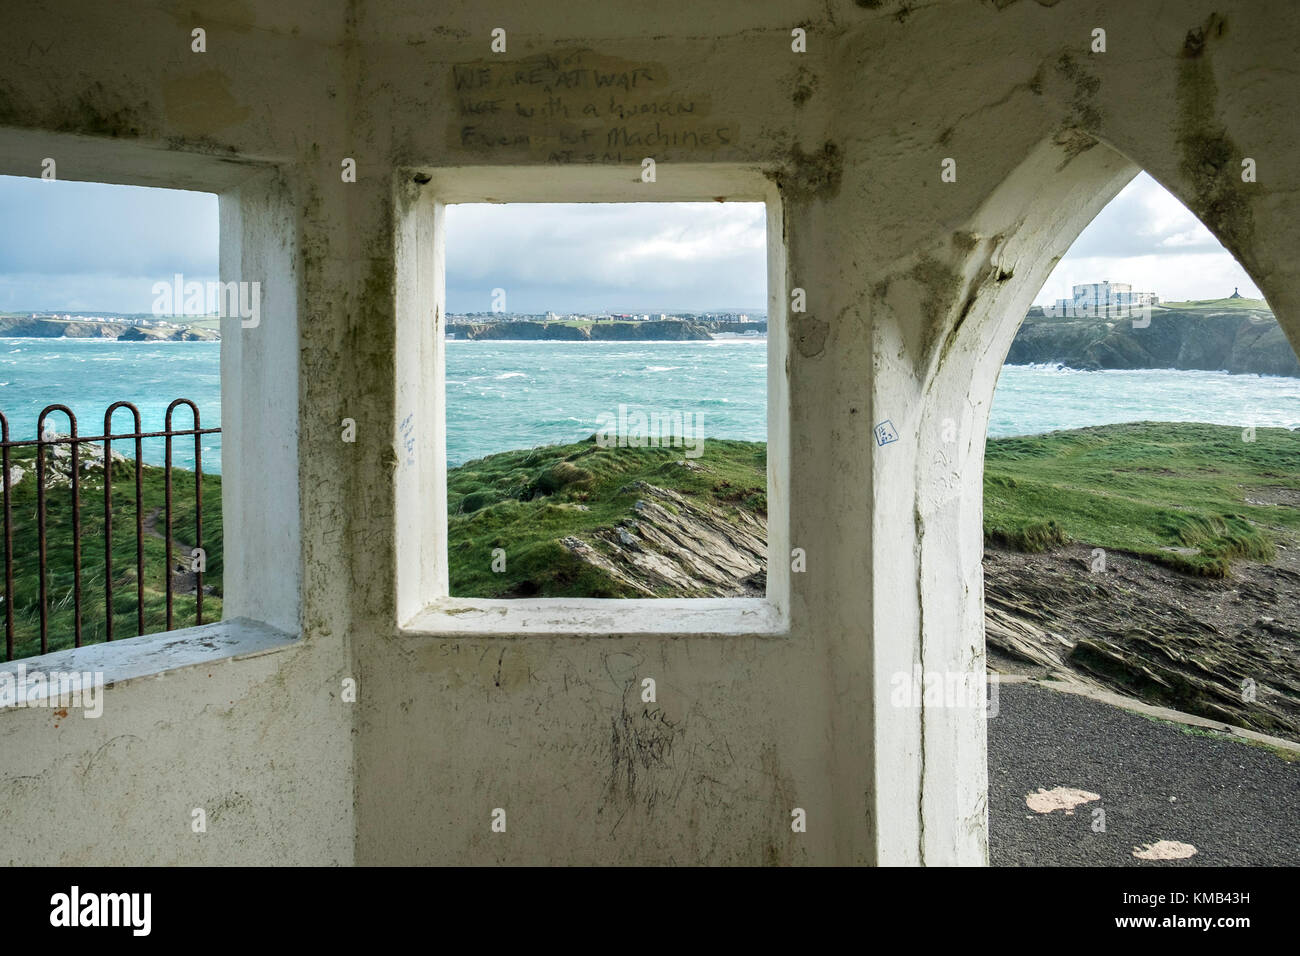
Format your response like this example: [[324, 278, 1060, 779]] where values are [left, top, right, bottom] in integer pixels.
[[448, 309, 763, 326], [27, 312, 197, 328], [1051, 281, 1158, 316]]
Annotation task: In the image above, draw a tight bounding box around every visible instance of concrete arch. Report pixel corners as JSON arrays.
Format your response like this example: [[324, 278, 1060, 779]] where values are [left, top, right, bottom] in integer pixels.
[[890, 119, 1300, 862], [867, 134, 1136, 864]]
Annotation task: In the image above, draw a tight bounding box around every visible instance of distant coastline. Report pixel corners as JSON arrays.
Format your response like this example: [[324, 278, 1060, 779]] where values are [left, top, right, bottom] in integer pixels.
[[5, 297, 1295, 376], [0, 315, 218, 341], [449, 318, 767, 342], [1008, 298, 1298, 378]]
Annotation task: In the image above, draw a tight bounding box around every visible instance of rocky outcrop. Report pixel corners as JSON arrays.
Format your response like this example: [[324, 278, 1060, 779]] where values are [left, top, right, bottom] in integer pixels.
[[983, 543, 1300, 741], [4, 438, 132, 489], [560, 480, 765, 597], [556, 479, 1300, 743], [117, 326, 219, 341], [700, 321, 767, 335], [460, 321, 586, 341], [1007, 305, 1300, 377], [0, 317, 125, 337], [587, 321, 712, 341]]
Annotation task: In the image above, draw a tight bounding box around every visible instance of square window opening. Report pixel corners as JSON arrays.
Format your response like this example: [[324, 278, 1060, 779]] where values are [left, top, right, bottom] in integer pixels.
[[445, 201, 767, 600], [0, 174, 223, 663], [394, 167, 789, 635]]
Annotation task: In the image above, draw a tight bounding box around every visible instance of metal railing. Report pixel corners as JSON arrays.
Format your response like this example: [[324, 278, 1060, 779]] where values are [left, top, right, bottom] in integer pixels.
[[0, 400, 220, 661]]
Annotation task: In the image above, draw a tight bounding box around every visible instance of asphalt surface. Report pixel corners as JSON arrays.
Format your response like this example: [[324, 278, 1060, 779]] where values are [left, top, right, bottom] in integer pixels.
[[988, 682, 1300, 866]]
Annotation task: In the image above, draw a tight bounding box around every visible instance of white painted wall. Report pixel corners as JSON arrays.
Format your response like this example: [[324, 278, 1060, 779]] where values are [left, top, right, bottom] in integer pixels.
[[0, 0, 1297, 865]]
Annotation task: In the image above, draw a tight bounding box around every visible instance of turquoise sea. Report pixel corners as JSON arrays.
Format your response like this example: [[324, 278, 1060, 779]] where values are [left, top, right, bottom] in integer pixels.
[[0, 338, 220, 471], [1, 336, 1298, 472]]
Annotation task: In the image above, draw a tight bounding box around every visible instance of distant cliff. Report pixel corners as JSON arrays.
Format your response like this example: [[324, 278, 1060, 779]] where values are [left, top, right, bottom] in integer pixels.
[[455, 319, 713, 341], [117, 326, 218, 341], [1007, 300, 1299, 377], [0, 316, 218, 341], [0, 317, 123, 338]]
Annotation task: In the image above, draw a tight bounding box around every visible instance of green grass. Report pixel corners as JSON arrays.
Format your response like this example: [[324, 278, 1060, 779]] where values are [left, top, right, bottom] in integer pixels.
[[448, 436, 765, 598], [4, 419, 1290, 659], [445, 421, 1294, 600], [1134, 712, 1300, 762], [984, 422, 1300, 576], [0, 446, 220, 660], [175, 316, 222, 332]]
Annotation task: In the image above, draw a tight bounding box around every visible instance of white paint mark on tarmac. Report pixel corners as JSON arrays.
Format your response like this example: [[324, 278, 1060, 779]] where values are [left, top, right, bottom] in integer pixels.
[[1025, 786, 1101, 815], [1133, 840, 1198, 860]]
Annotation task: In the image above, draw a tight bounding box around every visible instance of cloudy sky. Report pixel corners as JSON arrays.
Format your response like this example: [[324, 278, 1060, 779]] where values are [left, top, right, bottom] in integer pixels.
[[1034, 170, 1262, 305], [0, 175, 218, 313], [444, 201, 767, 313], [0, 170, 1261, 314]]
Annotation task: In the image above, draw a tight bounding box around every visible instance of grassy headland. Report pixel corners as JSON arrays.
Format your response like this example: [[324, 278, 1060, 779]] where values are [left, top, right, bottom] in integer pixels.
[[7, 420, 1291, 620], [448, 438, 766, 597], [984, 422, 1299, 576], [442, 421, 1298, 596], [7, 420, 1296, 731]]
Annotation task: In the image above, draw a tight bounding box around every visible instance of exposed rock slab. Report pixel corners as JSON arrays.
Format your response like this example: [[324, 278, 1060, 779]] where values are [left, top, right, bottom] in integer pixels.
[[561, 481, 765, 598]]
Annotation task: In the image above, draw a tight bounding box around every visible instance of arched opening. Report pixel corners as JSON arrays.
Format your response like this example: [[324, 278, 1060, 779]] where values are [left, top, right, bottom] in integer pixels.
[[985, 172, 1299, 866], [907, 136, 1300, 865]]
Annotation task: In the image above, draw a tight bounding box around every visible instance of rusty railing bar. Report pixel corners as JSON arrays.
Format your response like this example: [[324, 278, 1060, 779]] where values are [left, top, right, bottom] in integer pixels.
[[103, 402, 143, 643], [0, 427, 218, 449], [35, 404, 81, 653], [192, 412, 204, 626], [133, 419, 145, 637], [163, 420, 174, 632], [165, 399, 204, 631]]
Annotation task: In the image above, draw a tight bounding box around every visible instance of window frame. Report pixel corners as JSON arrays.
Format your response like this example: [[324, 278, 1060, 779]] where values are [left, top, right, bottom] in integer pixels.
[[394, 164, 789, 638], [0, 131, 301, 683]]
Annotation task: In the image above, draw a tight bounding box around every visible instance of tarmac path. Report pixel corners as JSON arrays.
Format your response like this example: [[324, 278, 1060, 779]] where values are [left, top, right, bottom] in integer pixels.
[[988, 682, 1299, 866]]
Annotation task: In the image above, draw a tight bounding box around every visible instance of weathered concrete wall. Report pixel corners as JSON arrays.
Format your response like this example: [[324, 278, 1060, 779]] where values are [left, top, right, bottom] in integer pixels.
[[0, 5, 354, 863], [0, 628, 352, 865], [1, 0, 1297, 865]]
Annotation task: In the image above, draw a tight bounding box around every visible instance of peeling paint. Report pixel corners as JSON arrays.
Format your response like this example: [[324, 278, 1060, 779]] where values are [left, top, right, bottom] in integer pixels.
[[794, 317, 830, 357]]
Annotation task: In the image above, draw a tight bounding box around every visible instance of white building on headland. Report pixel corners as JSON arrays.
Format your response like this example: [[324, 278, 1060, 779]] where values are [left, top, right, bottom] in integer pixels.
[[1052, 281, 1159, 316]]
